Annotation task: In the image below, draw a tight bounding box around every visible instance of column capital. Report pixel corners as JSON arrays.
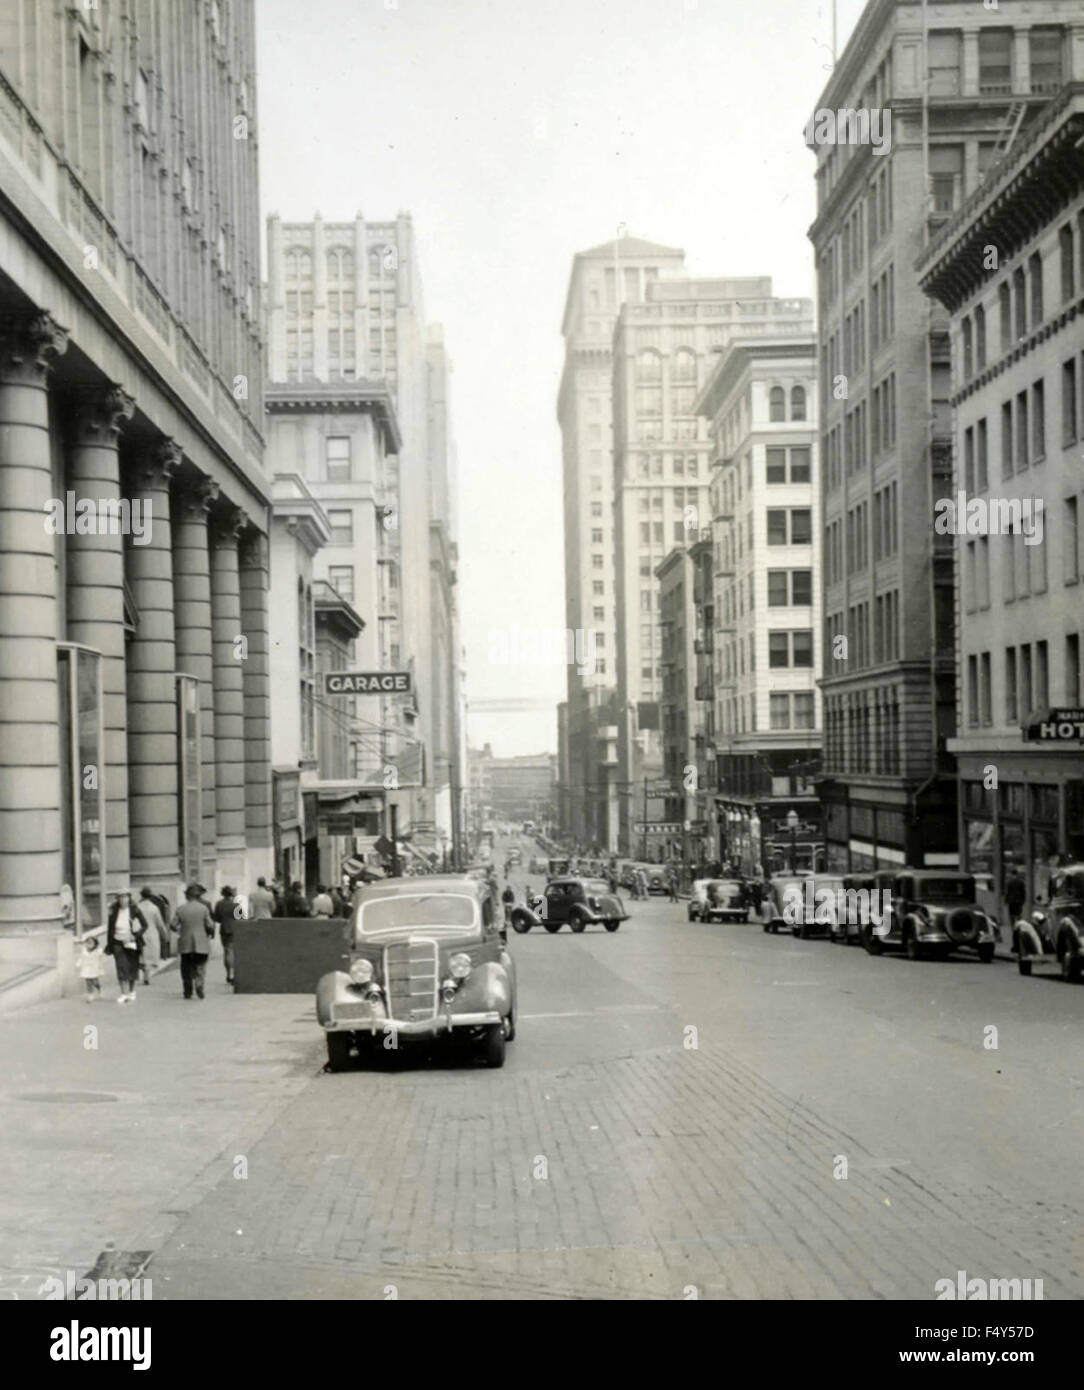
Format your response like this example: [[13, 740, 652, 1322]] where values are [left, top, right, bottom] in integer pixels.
[[212, 505, 249, 547], [239, 528, 269, 570], [175, 476, 220, 523], [72, 382, 136, 446], [132, 437, 183, 492], [0, 310, 69, 383]]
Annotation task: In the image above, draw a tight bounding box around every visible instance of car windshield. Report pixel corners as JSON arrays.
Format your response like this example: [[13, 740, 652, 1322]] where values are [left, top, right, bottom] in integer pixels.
[[708, 881, 742, 898], [585, 879, 610, 895], [920, 878, 974, 901], [355, 892, 477, 937]]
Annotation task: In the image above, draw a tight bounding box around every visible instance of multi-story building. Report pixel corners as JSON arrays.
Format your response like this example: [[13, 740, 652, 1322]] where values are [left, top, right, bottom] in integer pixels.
[[613, 280, 815, 857], [468, 745, 555, 828], [695, 333, 822, 875], [656, 547, 698, 865], [919, 79, 1084, 908], [807, 0, 1081, 874], [557, 236, 686, 850], [0, 3, 269, 1003], [265, 213, 462, 862]]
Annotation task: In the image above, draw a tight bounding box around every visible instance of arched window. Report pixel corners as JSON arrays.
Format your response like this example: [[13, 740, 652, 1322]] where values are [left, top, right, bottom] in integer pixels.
[[791, 385, 807, 420], [769, 386, 786, 422], [672, 348, 697, 382], [636, 349, 662, 382]]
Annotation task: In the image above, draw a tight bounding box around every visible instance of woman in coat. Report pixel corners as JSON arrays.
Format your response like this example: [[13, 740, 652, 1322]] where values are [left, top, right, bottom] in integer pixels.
[[105, 891, 148, 1004]]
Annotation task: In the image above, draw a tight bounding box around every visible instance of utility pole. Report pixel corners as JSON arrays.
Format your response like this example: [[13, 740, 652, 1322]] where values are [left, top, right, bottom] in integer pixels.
[[642, 775, 648, 861]]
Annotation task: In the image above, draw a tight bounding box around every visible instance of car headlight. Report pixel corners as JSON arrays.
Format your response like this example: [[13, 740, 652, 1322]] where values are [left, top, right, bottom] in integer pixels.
[[349, 958, 374, 985], [449, 953, 472, 980]]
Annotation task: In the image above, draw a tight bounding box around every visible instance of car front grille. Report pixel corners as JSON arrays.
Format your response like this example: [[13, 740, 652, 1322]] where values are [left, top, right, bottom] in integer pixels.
[[384, 937, 439, 1022], [333, 1000, 373, 1022]]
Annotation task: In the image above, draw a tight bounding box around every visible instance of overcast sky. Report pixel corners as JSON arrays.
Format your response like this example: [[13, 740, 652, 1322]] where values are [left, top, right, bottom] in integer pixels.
[[256, 0, 868, 756]]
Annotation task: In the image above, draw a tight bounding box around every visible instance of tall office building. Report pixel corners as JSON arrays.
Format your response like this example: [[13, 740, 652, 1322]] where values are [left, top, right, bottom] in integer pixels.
[[556, 236, 685, 849], [265, 213, 462, 863], [807, 0, 1080, 873], [612, 279, 814, 856], [919, 78, 1084, 904], [0, 2, 268, 1003]]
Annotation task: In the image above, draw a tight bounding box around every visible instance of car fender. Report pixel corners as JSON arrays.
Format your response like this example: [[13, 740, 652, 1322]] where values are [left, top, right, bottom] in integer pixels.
[[316, 969, 354, 1027], [1057, 913, 1084, 957], [1016, 921, 1046, 960], [453, 959, 513, 1018]]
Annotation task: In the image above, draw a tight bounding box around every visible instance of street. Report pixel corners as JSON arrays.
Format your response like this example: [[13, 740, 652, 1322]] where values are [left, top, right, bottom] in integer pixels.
[[2, 843, 1081, 1301]]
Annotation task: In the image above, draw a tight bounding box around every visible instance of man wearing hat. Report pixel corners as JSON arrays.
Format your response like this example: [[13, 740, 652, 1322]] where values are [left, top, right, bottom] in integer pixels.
[[169, 883, 216, 1000]]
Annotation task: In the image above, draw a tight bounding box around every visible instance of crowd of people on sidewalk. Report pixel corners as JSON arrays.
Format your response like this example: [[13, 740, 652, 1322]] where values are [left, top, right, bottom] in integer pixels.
[[79, 874, 365, 1004]]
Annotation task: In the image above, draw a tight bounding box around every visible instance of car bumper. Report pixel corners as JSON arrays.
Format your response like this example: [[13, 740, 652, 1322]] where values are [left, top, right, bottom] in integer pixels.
[[323, 1009, 503, 1036], [915, 930, 995, 947]]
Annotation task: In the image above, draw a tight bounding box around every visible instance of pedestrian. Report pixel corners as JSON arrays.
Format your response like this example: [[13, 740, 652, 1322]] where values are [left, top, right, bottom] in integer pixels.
[[77, 932, 105, 1002], [667, 866, 678, 903], [248, 876, 275, 919], [139, 896, 161, 983], [501, 881, 515, 928], [105, 890, 147, 1004], [311, 884, 334, 917], [170, 882, 215, 1000], [1004, 868, 1026, 923], [138, 887, 169, 972], [212, 886, 241, 985], [636, 868, 648, 901], [285, 881, 310, 917]]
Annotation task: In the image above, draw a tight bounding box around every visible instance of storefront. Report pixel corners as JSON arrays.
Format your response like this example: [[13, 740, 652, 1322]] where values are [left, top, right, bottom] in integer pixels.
[[715, 795, 822, 876], [818, 776, 958, 875], [958, 735, 1084, 915]]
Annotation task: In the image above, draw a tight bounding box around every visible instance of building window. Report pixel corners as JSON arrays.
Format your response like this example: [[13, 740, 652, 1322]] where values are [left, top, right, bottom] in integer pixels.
[[1029, 252, 1044, 326], [1030, 27, 1064, 94], [791, 386, 807, 421], [767, 510, 788, 545], [767, 571, 789, 606], [791, 509, 812, 544], [766, 448, 786, 483], [1066, 634, 1081, 704], [327, 510, 353, 545], [769, 386, 786, 422], [1060, 224, 1076, 303], [1063, 360, 1078, 446], [769, 694, 791, 730], [768, 633, 789, 667], [792, 569, 812, 605], [928, 29, 962, 96], [1005, 647, 1017, 723], [1031, 379, 1045, 461], [978, 28, 1012, 95], [327, 566, 354, 603], [1065, 497, 1079, 584], [975, 304, 986, 370], [326, 436, 351, 481]]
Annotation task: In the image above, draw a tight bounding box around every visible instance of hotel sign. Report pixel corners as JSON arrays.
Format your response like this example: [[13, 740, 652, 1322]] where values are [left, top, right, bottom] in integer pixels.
[[325, 670, 412, 695], [1024, 708, 1084, 742]]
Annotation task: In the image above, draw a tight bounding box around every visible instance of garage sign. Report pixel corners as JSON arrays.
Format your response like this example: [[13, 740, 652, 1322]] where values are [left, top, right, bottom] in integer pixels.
[[325, 671, 412, 695]]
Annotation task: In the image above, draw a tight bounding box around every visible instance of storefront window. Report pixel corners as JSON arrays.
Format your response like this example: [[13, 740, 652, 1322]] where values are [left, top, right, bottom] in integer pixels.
[[1028, 783, 1059, 823], [57, 646, 105, 936], [998, 782, 1024, 816], [966, 818, 995, 875]]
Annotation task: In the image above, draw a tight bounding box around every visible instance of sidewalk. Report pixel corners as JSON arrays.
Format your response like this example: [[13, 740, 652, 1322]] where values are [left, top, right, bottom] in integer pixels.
[[0, 942, 323, 1299]]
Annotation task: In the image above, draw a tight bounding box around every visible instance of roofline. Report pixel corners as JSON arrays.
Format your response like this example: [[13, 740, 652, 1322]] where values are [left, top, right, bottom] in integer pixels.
[[695, 335, 817, 420], [265, 380, 402, 454]]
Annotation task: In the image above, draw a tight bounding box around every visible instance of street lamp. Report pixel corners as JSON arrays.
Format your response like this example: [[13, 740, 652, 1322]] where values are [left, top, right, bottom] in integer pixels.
[[786, 808, 799, 874]]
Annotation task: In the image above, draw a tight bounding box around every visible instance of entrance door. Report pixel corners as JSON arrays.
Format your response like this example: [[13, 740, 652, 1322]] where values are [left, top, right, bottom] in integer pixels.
[[57, 644, 106, 936]]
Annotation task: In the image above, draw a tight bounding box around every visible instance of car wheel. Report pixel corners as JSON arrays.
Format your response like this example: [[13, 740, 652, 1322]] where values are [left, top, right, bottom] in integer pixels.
[[569, 911, 587, 933], [483, 1023, 506, 1068], [796, 922, 807, 940], [510, 912, 531, 934], [544, 922, 561, 933], [505, 1009, 516, 1042], [977, 943, 994, 964], [326, 1032, 351, 1072], [863, 927, 883, 956], [762, 921, 770, 933], [1060, 944, 1082, 982], [904, 931, 921, 961], [1018, 957, 1032, 976], [604, 920, 620, 932], [687, 907, 696, 921]]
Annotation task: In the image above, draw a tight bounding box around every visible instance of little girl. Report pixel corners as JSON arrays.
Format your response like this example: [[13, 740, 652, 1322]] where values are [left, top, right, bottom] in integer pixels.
[[78, 933, 104, 1001]]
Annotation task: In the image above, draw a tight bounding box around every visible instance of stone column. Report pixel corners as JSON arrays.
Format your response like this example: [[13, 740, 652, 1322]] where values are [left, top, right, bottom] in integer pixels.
[[173, 476, 219, 882], [210, 506, 248, 881], [125, 438, 182, 890], [240, 529, 272, 871], [0, 311, 68, 935], [66, 383, 136, 894]]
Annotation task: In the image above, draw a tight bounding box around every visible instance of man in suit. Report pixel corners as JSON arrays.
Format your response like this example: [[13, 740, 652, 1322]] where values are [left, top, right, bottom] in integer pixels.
[[170, 883, 215, 1000]]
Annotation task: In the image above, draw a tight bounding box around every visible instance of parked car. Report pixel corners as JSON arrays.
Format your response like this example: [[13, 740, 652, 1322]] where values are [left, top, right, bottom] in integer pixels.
[[861, 870, 996, 962], [1016, 865, 1084, 980], [688, 879, 748, 923], [762, 874, 806, 934], [831, 875, 873, 945], [316, 876, 517, 1070], [510, 876, 627, 933]]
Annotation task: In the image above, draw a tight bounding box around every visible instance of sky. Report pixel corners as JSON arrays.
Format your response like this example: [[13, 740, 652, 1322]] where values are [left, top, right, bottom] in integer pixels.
[[256, 0, 869, 756]]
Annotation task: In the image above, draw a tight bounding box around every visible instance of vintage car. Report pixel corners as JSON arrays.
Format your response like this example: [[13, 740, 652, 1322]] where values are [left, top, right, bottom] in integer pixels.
[[509, 876, 627, 933], [861, 870, 996, 962], [316, 876, 517, 1070], [645, 865, 669, 895], [762, 875, 806, 934], [775, 873, 850, 939], [688, 879, 748, 923], [1016, 865, 1084, 980]]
